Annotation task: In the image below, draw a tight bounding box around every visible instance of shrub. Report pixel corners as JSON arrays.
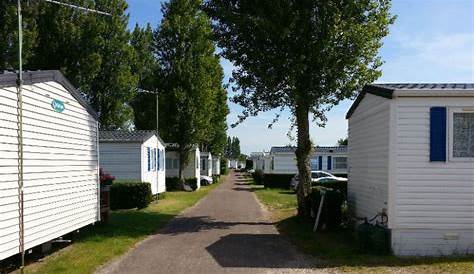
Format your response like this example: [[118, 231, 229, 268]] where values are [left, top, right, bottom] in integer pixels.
[[212, 175, 220, 184], [356, 222, 391, 254], [312, 180, 347, 198], [110, 181, 152, 210], [252, 169, 264, 185], [307, 186, 344, 230], [263, 174, 294, 188], [185, 178, 198, 190], [166, 177, 181, 191]]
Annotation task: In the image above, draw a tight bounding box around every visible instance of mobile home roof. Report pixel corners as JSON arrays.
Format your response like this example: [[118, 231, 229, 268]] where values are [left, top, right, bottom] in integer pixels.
[[346, 83, 474, 119]]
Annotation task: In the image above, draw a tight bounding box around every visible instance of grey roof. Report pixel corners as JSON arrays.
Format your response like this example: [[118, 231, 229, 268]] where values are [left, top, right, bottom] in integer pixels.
[[100, 130, 165, 144], [0, 70, 98, 119], [346, 83, 474, 119], [270, 146, 347, 154]]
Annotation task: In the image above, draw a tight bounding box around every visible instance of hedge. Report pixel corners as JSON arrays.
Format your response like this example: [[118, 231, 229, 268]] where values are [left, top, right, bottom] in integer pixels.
[[185, 178, 198, 190], [356, 222, 391, 254], [263, 174, 294, 188], [110, 181, 152, 210], [212, 175, 220, 184], [166, 177, 181, 191], [252, 170, 264, 185], [312, 181, 347, 198], [307, 186, 344, 230]]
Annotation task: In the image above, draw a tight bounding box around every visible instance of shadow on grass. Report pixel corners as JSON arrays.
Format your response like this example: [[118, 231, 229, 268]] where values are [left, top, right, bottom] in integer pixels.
[[275, 215, 474, 269], [0, 209, 176, 273]]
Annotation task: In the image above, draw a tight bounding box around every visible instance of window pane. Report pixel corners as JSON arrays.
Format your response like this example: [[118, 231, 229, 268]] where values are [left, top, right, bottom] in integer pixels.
[[310, 159, 317, 170], [334, 157, 347, 169], [453, 113, 474, 158]]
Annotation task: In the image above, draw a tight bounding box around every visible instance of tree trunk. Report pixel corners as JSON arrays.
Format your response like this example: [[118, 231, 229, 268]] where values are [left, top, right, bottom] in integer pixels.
[[178, 150, 185, 190], [295, 103, 312, 217]]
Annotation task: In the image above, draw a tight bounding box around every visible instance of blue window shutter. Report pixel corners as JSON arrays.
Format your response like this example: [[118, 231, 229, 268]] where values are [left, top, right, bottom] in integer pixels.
[[318, 156, 323, 170], [157, 149, 160, 170], [147, 147, 151, 171], [327, 156, 332, 170], [430, 107, 447, 162]]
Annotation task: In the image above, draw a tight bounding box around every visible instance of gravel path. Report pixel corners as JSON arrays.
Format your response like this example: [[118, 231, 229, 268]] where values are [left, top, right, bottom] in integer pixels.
[[97, 171, 319, 274]]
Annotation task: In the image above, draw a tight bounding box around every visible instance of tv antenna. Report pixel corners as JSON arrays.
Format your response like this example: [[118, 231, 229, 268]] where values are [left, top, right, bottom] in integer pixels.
[[15, 1, 110, 273]]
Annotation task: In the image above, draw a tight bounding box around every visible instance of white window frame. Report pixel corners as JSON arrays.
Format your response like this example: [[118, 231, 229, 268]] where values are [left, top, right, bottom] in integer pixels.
[[448, 107, 474, 162]]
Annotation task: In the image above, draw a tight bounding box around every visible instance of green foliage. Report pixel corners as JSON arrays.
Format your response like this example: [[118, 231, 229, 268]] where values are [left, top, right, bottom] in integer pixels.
[[224, 136, 242, 159], [166, 177, 182, 191], [263, 174, 294, 188], [130, 23, 160, 130], [110, 181, 153, 210], [356, 222, 391, 254], [337, 138, 348, 146], [220, 160, 229, 175], [207, 0, 395, 215], [184, 178, 199, 191], [312, 181, 347, 198], [212, 175, 220, 184], [307, 187, 344, 230], [154, 0, 226, 174]]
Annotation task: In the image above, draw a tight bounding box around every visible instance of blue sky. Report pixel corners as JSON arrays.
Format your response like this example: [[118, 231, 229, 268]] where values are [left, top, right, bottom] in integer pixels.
[[127, 0, 474, 154]]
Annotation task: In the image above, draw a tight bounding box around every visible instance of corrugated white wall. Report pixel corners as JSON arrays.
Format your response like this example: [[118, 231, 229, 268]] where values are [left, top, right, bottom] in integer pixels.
[[141, 136, 166, 194], [391, 97, 474, 256], [0, 81, 99, 260], [265, 152, 347, 175], [212, 157, 220, 175], [165, 149, 201, 188], [348, 93, 391, 220], [99, 142, 141, 180]]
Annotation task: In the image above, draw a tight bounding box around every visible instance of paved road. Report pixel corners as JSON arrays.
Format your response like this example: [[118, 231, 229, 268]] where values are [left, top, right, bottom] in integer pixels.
[[98, 171, 318, 274]]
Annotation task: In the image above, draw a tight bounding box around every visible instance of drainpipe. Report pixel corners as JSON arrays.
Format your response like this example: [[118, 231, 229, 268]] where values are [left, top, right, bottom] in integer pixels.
[[16, 0, 25, 273]]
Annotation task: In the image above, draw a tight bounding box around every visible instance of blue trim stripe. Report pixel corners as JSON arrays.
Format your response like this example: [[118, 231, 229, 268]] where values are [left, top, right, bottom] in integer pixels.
[[430, 107, 447, 162]]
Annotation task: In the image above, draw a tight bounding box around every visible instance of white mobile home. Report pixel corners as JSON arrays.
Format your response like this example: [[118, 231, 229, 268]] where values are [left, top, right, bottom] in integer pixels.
[[249, 152, 266, 171], [200, 152, 212, 177], [265, 146, 348, 176], [165, 144, 201, 189], [99, 131, 166, 195], [0, 71, 100, 261], [212, 155, 221, 175], [347, 83, 474, 256]]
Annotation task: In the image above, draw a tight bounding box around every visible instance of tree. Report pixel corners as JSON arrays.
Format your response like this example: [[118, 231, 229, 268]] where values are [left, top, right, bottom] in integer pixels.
[[224, 136, 232, 158], [154, 0, 217, 180], [231, 137, 241, 159], [207, 0, 395, 215], [337, 138, 348, 146], [130, 23, 159, 130], [1, 0, 137, 129]]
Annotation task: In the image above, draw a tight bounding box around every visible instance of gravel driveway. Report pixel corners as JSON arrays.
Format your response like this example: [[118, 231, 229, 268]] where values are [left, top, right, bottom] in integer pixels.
[[97, 171, 319, 274]]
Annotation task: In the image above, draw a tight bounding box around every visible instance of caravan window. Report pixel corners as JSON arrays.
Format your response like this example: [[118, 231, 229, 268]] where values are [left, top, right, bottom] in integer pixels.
[[452, 112, 474, 158], [334, 157, 347, 169]]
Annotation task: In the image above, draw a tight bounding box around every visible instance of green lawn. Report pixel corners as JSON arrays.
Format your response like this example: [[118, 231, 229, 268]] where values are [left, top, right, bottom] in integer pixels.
[[24, 179, 223, 274], [250, 182, 474, 274]]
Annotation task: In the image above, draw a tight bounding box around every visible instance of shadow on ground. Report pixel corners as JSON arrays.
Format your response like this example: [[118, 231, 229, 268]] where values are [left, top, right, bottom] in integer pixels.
[[206, 234, 317, 268], [159, 215, 274, 235]]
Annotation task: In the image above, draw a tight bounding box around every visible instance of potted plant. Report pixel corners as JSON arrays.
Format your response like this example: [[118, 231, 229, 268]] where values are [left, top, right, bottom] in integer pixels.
[[99, 168, 115, 222]]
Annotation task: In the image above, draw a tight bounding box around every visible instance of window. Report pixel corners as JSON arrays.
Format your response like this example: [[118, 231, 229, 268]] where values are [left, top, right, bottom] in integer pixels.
[[166, 158, 172, 169], [452, 112, 474, 158], [201, 158, 206, 171], [334, 157, 347, 169], [173, 159, 180, 169], [310, 158, 318, 170]]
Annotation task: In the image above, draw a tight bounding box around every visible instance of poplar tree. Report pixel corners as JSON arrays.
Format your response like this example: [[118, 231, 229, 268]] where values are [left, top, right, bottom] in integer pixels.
[[154, 0, 217, 180]]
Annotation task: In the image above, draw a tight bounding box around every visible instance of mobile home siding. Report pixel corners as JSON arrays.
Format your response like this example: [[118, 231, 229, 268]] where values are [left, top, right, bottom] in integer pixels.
[[392, 97, 474, 255], [165, 149, 201, 189], [100, 143, 141, 180], [141, 136, 166, 194], [0, 81, 99, 260], [348, 93, 391, 220]]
